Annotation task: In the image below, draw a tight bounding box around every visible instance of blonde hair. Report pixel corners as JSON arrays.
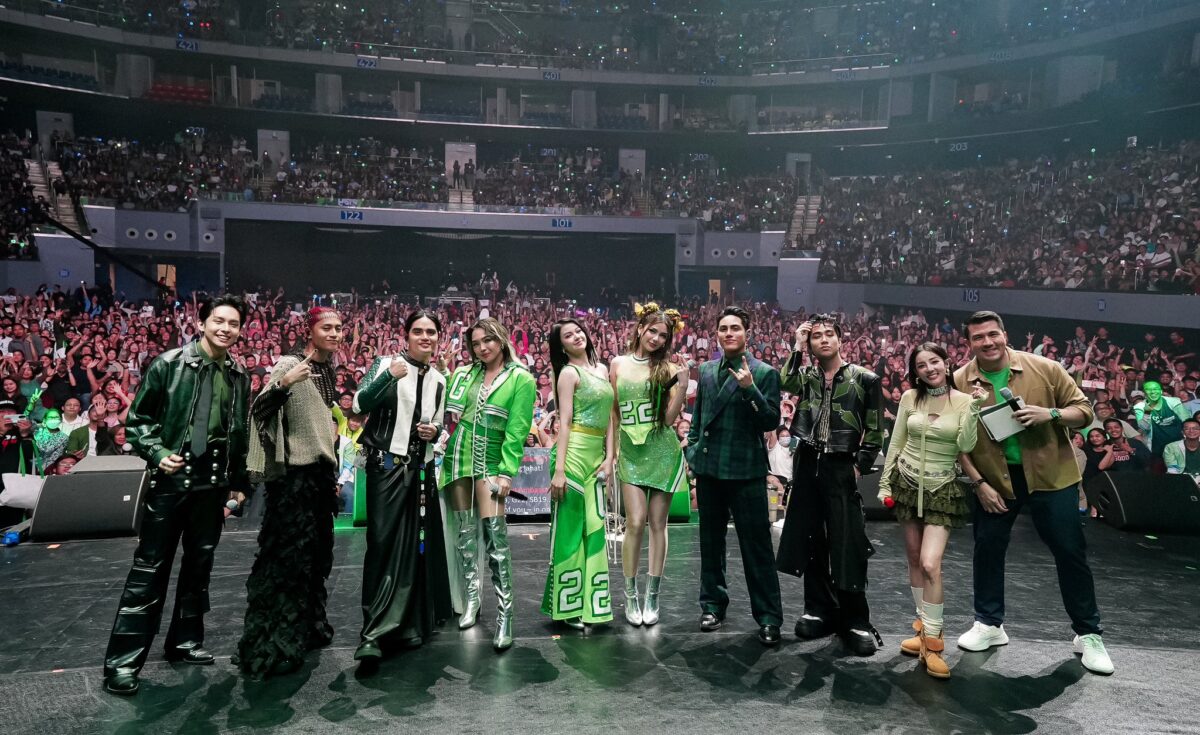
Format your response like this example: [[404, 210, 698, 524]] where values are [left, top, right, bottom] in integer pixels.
[[468, 317, 517, 366]]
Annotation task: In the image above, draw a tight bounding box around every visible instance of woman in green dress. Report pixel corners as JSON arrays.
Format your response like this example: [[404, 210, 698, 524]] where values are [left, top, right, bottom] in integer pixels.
[[609, 303, 688, 626], [441, 317, 536, 652], [541, 318, 616, 628]]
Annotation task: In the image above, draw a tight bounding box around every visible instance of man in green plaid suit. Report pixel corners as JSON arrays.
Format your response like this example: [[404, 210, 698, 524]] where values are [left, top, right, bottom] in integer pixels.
[[685, 306, 784, 646]]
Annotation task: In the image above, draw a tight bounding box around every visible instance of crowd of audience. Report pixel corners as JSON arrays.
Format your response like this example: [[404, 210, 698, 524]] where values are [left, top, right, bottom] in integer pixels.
[[814, 139, 1200, 294], [49, 129, 259, 211], [32, 0, 1188, 74], [1, 133, 43, 260], [3, 281, 1198, 502], [38, 128, 798, 228]]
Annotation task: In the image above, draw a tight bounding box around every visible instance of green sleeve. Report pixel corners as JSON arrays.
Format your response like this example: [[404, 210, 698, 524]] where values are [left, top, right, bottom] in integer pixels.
[[353, 357, 392, 414], [780, 351, 805, 394], [498, 370, 536, 479], [65, 427, 87, 455], [747, 365, 781, 433]]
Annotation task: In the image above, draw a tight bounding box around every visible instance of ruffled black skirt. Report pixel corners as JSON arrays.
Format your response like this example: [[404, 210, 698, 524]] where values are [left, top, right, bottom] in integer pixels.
[[235, 460, 337, 678]]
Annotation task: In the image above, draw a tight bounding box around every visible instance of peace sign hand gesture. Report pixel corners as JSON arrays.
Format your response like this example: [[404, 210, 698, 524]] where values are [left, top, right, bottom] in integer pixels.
[[728, 355, 755, 389]]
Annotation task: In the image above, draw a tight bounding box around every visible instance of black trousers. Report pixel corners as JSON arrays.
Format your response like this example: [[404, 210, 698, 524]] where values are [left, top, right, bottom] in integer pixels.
[[360, 455, 451, 646], [696, 475, 783, 626], [103, 484, 226, 676], [972, 466, 1102, 636], [783, 450, 873, 631]]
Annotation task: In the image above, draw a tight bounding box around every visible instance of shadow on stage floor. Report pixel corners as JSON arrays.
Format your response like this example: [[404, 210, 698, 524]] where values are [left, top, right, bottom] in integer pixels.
[[0, 515, 1196, 734]]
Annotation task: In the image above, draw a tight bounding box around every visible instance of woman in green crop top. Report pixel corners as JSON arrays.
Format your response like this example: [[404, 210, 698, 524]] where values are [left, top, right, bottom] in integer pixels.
[[878, 342, 986, 679], [541, 319, 616, 628]]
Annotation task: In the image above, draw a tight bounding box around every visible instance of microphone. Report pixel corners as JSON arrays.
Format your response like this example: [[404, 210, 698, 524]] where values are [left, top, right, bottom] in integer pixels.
[[998, 387, 1025, 409]]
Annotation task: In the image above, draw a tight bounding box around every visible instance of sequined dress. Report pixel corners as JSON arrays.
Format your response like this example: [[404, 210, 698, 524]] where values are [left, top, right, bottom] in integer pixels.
[[615, 357, 687, 493]]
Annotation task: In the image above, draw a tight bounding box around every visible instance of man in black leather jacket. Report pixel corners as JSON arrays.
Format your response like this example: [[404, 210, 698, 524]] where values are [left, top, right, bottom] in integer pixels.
[[102, 295, 250, 696], [775, 313, 884, 656]]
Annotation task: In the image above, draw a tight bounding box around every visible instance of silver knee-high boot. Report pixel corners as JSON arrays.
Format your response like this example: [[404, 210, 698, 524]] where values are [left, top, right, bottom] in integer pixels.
[[482, 516, 514, 651], [642, 575, 662, 626], [454, 510, 481, 630]]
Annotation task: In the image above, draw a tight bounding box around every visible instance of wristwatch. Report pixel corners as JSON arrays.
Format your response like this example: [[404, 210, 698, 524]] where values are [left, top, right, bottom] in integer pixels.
[[1050, 408, 1062, 424]]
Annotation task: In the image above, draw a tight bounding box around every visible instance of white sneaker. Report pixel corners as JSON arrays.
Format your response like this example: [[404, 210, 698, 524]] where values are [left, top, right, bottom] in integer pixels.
[[957, 621, 1010, 651], [1073, 634, 1114, 675]]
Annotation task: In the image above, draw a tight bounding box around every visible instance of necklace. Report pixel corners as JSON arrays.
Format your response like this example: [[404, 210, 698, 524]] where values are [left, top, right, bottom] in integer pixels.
[[927, 385, 949, 396]]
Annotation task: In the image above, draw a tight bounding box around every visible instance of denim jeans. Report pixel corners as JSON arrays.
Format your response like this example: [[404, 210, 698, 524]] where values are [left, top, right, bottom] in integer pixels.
[[972, 465, 1102, 636]]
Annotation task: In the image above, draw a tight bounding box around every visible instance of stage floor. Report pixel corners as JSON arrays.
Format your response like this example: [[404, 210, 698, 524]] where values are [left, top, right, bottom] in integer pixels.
[[1, 514, 1196, 734]]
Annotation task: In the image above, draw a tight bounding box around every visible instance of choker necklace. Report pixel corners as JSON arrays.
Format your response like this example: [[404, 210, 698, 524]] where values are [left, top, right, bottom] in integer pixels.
[[927, 385, 949, 396]]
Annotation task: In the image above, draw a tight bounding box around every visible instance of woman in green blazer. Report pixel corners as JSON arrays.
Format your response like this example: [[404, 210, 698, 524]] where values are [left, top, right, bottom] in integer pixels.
[[441, 317, 536, 651]]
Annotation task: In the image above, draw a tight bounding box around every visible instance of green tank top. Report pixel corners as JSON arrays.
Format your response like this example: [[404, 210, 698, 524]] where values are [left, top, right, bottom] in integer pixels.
[[616, 356, 659, 445], [569, 366, 614, 432]]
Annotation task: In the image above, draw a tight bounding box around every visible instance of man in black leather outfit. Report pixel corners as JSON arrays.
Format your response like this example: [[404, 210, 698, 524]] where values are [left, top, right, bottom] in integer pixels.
[[102, 295, 250, 696], [776, 313, 885, 656]]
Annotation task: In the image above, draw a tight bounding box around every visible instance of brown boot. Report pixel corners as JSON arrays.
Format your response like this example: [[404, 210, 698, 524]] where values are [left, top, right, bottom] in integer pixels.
[[920, 632, 951, 679], [900, 617, 922, 656]]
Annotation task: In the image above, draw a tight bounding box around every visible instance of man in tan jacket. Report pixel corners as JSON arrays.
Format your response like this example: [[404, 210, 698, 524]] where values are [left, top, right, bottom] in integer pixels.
[[953, 311, 1113, 675]]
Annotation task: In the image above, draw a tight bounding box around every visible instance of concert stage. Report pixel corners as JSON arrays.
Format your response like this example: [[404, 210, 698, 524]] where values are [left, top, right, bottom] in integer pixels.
[[0, 517, 1195, 734]]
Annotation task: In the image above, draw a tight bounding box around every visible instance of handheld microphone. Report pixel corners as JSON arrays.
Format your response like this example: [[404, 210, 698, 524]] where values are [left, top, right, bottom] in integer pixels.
[[998, 386, 1026, 412]]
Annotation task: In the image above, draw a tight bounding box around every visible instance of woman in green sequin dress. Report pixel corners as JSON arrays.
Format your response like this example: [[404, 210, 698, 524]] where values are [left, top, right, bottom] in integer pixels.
[[541, 319, 615, 627], [610, 304, 687, 627]]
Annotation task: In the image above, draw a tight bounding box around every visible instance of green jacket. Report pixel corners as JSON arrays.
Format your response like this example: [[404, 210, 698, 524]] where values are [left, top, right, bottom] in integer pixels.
[[445, 362, 536, 479], [685, 354, 781, 480], [127, 341, 250, 489], [782, 353, 884, 475], [65, 424, 116, 457]]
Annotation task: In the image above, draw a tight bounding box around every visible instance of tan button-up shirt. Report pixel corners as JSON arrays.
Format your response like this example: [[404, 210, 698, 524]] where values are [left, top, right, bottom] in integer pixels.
[[953, 348, 1094, 498]]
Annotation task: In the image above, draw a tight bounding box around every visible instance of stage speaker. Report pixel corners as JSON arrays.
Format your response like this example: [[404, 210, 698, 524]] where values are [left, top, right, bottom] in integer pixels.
[[30, 456, 149, 541], [1085, 472, 1200, 534]]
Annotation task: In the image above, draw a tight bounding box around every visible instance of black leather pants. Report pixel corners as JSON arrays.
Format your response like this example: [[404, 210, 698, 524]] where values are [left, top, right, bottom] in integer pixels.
[[103, 485, 226, 676]]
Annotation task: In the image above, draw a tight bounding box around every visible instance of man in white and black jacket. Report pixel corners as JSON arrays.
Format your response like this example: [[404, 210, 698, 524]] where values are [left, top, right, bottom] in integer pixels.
[[350, 309, 451, 667]]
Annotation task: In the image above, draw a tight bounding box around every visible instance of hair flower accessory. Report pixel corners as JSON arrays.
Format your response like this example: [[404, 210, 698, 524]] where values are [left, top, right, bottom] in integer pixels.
[[634, 302, 661, 319]]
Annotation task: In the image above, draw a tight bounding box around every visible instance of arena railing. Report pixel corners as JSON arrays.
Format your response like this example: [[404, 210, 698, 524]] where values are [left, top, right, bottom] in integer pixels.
[[750, 53, 893, 76]]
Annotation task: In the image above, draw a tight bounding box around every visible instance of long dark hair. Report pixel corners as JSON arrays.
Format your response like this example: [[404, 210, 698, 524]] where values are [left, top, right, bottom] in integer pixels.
[[548, 318, 597, 410], [907, 341, 950, 406], [628, 303, 682, 429]]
